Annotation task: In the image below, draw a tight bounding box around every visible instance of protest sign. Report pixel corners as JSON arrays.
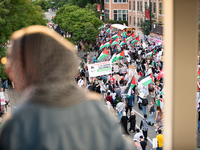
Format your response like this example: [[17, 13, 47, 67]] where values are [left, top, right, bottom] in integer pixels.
[[0, 92, 5, 105], [88, 61, 112, 77]]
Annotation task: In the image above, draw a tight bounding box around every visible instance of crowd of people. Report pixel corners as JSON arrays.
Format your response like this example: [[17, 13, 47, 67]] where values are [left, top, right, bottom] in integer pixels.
[[76, 23, 164, 149]]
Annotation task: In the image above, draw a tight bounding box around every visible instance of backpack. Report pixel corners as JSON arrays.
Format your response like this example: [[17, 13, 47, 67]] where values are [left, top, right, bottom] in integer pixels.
[[143, 99, 148, 105]]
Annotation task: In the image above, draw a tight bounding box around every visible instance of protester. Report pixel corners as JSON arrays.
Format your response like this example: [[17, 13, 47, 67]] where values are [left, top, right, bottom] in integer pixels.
[[129, 111, 136, 133], [155, 106, 163, 132], [140, 136, 147, 150], [149, 101, 155, 126], [133, 129, 144, 142], [140, 114, 150, 141], [156, 129, 164, 150], [120, 112, 129, 135], [126, 92, 134, 116]]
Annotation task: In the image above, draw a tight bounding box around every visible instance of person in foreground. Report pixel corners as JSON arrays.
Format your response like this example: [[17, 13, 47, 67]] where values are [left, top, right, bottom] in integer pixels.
[[0, 26, 135, 150]]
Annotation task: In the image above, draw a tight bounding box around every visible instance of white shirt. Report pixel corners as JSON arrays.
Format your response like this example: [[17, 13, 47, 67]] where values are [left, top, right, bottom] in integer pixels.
[[111, 92, 116, 100], [133, 132, 144, 142], [106, 101, 111, 109], [78, 79, 84, 88]]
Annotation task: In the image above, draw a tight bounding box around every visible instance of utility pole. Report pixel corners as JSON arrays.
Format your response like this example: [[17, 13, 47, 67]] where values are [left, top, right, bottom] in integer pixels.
[[149, 0, 151, 32]]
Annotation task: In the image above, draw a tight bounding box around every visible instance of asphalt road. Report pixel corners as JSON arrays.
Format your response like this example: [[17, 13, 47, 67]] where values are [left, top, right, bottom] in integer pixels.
[[44, 10, 56, 21]]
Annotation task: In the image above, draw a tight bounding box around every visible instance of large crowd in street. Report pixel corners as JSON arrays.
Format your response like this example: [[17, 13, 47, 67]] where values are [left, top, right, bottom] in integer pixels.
[[76, 24, 164, 150]]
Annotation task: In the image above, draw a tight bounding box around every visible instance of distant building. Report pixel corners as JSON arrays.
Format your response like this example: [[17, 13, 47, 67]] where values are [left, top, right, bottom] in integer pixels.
[[104, 0, 128, 21]]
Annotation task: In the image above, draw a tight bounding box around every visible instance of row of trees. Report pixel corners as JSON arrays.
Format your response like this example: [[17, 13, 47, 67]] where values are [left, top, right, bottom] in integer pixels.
[[53, 5, 103, 43], [0, 0, 48, 79]]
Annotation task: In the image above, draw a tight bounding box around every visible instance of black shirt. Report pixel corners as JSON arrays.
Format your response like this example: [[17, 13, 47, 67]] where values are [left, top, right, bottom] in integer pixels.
[[140, 141, 147, 150]]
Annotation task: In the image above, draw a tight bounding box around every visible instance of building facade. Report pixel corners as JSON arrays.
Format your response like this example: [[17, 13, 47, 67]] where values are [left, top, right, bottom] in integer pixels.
[[104, 0, 129, 21]]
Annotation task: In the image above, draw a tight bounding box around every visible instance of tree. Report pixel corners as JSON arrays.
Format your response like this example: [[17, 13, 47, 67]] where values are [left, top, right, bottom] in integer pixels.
[[53, 5, 103, 42], [82, 23, 98, 43], [0, 0, 47, 79], [140, 20, 151, 36], [85, 3, 100, 18], [33, 0, 50, 12]]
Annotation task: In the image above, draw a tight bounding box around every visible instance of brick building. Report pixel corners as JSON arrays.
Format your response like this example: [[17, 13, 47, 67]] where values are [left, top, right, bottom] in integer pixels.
[[104, 0, 129, 21]]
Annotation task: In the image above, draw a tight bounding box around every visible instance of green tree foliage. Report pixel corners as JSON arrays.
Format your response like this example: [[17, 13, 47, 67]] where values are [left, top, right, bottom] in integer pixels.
[[140, 20, 151, 36], [85, 3, 100, 18], [82, 23, 98, 43], [0, 0, 47, 79], [53, 5, 103, 42], [68, 0, 98, 8], [33, 0, 50, 12]]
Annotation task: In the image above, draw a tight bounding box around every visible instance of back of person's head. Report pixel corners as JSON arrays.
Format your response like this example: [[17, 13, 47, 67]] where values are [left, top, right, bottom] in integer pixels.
[[160, 95, 163, 99], [144, 114, 147, 118], [139, 136, 143, 139], [158, 129, 162, 134], [6, 25, 78, 91], [136, 129, 140, 133], [156, 105, 162, 112], [108, 92, 110, 95]]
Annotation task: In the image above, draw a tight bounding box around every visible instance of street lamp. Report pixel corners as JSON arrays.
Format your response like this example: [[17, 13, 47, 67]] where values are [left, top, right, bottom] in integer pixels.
[[149, 0, 152, 32]]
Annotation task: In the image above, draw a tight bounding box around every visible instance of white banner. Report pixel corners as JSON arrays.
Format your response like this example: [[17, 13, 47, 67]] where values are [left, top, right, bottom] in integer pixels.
[[0, 92, 5, 105], [88, 61, 112, 77]]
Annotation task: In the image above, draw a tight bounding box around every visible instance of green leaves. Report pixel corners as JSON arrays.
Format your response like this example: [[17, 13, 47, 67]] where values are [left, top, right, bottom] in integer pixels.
[[140, 19, 151, 36], [0, 0, 48, 79], [53, 5, 103, 43]]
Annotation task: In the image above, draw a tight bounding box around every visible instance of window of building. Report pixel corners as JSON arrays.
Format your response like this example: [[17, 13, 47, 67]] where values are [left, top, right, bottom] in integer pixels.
[[150, 2, 152, 11], [137, 1, 139, 11], [105, 9, 109, 20], [129, 1, 131, 10], [113, 0, 127, 3], [145, 2, 147, 9], [159, 2, 162, 14], [130, 16, 131, 25], [113, 10, 128, 21], [140, 18, 142, 25], [154, 2, 156, 13], [133, 1, 135, 11], [138, 17, 140, 26], [105, 0, 109, 3], [134, 17, 135, 26], [140, 1, 142, 11]]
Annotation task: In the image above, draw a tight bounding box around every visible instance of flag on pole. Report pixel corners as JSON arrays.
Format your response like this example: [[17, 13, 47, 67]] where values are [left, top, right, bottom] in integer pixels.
[[157, 99, 163, 110], [99, 44, 105, 50], [97, 48, 109, 61], [126, 33, 135, 41], [111, 38, 119, 46], [119, 39, 126, 47], [131, 36, 140, 44], [106, 26, 111, 33], [116, 50, 125, 60], [198, 68, 200, 78], [110, 52, 118, 63], [145, 51, 153, 58], [104, 39, 112, 48], [140, 74, 154, 86], [157, 68, 164, 80], [159, 89, 163, 95], [112, 30, 120, 39], [127, 76, 136, 98]]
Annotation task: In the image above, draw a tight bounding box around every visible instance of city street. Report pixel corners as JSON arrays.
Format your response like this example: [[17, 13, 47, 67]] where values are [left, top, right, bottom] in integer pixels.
[[44, 10, 56, 21]]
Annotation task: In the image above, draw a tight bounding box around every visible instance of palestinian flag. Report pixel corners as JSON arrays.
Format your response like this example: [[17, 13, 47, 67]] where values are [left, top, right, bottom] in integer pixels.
[[111, 38, 119, 46], [151, 61, 155, 67], [106, 26, 111, 33], [99, 44, 105, 50], [157, 99, 164, 110], [119, 39, 126, 47], [152, 48, 157, 55], [127, 76, 136, 98], [145, 51, 153, 58], [110, 52, 118, 63], [112, 30, 120, 39], [123, 29, 127, 37], [116, 50, 125, 60], [198, 68, 200, 78], [131, 36, 140, 44], [126, 33, 135, 41], [104, 39, 112, 48], [98, 48, 109, 61], [157, 68, 164, 80], [140, 73, 154, 86], [159, 89, 163, 95]]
